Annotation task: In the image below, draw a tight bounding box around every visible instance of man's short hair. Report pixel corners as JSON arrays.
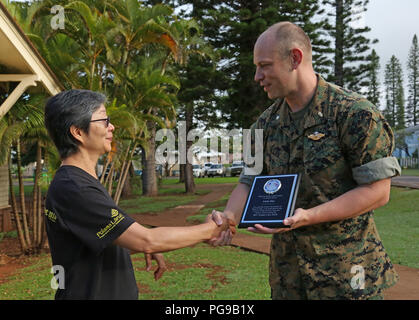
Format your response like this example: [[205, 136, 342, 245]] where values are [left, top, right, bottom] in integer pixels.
[[44, 89, 107, 159], [270, 22, 312, 61]]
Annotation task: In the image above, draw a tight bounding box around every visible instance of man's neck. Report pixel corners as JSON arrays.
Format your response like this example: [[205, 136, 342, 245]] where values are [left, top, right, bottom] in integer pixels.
[[61, 151, 99, 179], [285, 71, 318, 113]]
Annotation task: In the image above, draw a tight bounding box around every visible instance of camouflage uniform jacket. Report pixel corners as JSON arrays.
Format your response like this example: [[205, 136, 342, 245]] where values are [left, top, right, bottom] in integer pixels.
[[239, 75, 401, 299]]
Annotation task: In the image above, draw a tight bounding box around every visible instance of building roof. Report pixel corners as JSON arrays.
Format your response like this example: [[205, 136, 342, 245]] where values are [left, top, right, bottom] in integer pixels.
[[0, 1, 63, 118]]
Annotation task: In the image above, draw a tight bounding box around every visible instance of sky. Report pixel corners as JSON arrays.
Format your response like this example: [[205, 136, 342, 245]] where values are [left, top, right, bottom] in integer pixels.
[[360, 0, 419, 105]]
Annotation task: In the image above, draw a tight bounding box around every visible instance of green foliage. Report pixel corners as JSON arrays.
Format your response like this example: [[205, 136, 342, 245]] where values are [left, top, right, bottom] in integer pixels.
[[366, 49, 381, 107], [407, 34, 419, 126], [0, 231, 17, 243], [322, 0, 378, 92], [384, 55, 405, 130], [171, 0, 332, 129]]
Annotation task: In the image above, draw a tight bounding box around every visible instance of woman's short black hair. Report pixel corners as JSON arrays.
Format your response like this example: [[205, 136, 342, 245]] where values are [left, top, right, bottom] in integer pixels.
[[44, 89, 107, 159]]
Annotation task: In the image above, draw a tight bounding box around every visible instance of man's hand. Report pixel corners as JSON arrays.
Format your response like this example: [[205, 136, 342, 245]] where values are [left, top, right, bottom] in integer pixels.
[[207, 210, 236, 246], [145, 253, 167, 281], [248, 208, 311, 234]]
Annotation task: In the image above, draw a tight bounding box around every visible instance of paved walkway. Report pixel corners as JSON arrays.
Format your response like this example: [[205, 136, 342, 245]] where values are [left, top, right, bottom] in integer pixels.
[[391, 175, 419, 189]]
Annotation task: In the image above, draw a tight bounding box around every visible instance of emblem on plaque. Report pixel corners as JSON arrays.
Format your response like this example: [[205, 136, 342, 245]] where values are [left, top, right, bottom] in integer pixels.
[[263, 179, 282, 194]]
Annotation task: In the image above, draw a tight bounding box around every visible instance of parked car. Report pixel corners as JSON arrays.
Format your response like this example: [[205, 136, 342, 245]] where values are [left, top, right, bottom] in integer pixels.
[[192, 164, 204, 178], [207, 164, 226, 177], [229, 161, 245, 177], [202, 162, 214, 177]]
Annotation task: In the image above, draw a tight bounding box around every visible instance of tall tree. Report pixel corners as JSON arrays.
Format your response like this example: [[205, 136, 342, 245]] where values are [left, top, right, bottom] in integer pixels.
[[323, 0, 378, 92], [407, 34, 419, 126], [275, 0, 333, 77], [366, 49, 381, 107], [171, 0, 331, 130], [384, 55, 405, 130]]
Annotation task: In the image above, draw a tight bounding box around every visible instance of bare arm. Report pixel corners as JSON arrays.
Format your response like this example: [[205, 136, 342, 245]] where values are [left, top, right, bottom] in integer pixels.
[[251, 178, 391, 233], [209, 183, 250, 246], [114, 218, 225, 254], [224, 183, 251, 223]]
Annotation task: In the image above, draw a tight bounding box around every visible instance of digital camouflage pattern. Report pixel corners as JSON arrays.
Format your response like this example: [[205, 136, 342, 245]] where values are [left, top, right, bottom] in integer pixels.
[[239, 75, 401, 300]]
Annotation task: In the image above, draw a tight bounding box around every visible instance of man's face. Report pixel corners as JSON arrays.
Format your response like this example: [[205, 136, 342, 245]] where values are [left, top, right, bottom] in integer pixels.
[[253, 34, 293, 100]]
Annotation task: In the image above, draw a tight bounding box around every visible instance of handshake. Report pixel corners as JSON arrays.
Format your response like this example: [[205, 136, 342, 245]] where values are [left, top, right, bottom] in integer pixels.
[[206, 210, 237, 246]]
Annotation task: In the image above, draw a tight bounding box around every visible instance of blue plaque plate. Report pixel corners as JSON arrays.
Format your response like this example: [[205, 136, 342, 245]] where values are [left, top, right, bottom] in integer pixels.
[[238, 174, 300, 228]]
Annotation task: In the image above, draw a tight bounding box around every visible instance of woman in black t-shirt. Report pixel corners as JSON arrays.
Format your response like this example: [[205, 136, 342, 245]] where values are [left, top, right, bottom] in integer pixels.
[[44, 89, 231, 300]]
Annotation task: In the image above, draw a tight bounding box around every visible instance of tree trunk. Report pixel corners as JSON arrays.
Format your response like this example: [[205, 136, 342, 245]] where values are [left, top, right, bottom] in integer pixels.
[[115, 143, 137, 205], [184, 104, 196, 194], [16, 138, 32, 251], [334, 0, 344, 87], [121, 167, 133, 199], [114, 143, 131, 203], [104, 160, 115, 191], [142, 121, 158, 197], [178, 164, 185, 183], [36, 184, 42, 253], [8, 154, 28, 253], [32, 143, 42, 246], [100, 154, 111, 184], [107, 165, 115, 197]]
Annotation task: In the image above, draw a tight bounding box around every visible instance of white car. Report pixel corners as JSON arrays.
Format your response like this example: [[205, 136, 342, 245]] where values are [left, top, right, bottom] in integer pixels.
[[192, 164, 204, 178], [207, 164, 226, 177], [229, 161, 245, 177], [202, 162, 214, 177]]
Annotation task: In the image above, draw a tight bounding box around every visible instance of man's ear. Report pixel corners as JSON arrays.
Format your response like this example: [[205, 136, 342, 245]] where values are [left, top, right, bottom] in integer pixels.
[[69, 125, 84, 144], [290, 48, 303, 70]]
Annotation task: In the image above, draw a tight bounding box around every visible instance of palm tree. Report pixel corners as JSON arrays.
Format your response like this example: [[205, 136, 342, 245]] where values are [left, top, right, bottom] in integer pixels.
[[102, 1, 181, 196], [164, 19, 216, 194], [0, 96, 46, 255], [107, 58, 179, 198]]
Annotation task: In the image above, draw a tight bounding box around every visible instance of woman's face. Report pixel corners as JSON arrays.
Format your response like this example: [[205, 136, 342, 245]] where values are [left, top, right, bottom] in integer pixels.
[[84, 104, 114, 155]]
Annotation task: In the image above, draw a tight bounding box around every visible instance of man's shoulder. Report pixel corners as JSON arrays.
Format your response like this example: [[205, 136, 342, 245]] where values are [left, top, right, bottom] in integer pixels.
[[252, 99, 283, 128], [325, 81, 382, 120]]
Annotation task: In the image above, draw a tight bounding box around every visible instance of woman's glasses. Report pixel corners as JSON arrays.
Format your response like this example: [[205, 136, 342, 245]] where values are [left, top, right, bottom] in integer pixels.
[[90, 116, 110, 127]]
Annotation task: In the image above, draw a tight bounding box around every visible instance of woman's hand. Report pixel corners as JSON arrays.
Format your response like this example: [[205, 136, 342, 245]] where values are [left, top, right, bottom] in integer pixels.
[[145, 253, 167, 281]]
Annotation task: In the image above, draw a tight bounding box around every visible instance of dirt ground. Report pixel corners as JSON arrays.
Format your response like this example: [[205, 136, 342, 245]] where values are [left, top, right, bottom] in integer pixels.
[[1, 183, 418, 300]]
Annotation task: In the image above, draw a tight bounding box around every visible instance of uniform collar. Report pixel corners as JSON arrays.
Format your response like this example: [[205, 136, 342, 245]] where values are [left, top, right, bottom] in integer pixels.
[[303, 74, 329, 129], [275, 74, 329, 137]]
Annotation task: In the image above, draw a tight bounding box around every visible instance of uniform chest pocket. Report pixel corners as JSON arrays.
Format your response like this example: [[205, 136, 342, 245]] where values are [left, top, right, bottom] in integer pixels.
[[303, 124, 343, 174]]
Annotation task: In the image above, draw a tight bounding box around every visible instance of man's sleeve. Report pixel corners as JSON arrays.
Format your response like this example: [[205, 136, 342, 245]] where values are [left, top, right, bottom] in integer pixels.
[[60, 185, 135, 255], [339, 101, 401, 185]]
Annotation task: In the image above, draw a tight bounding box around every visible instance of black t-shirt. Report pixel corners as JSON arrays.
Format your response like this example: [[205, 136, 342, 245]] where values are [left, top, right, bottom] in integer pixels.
[[45, 165, 138, 300]]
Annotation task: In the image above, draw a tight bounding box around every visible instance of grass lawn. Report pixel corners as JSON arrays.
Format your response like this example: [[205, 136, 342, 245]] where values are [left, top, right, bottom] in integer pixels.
[[119, 186, 210, 215], [133, 244, 270, 300], [0, 244, 270, 300], [401, 168, 419, 176], [374, 187, 419, 268], [163, 177, 239, 185]]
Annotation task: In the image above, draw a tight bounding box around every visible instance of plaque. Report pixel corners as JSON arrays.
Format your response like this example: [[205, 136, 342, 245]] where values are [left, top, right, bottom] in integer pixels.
[[238, 174, 301, 229]]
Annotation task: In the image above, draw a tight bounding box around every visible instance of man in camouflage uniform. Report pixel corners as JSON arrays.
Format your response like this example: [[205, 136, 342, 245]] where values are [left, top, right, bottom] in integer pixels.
[[210, 22, 401, 299]]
